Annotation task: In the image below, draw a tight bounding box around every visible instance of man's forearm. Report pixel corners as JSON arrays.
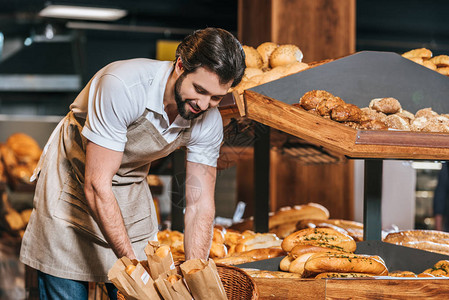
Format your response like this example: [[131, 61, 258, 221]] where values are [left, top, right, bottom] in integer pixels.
[[184, 205, 215, 260], [85, 184, 136, 259]]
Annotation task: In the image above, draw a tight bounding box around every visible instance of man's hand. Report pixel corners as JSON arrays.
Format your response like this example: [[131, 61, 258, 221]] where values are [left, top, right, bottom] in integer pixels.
[[84, 141, 136, 259], [184, 161, 217, 260]]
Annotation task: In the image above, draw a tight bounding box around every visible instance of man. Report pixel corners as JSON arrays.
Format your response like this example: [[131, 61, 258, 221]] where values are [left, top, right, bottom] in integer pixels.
[[20, 27, 245, 299]]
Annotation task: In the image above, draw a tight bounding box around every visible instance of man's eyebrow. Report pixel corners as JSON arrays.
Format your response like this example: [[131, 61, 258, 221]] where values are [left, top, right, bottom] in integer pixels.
[[193, 83, 227, 97]]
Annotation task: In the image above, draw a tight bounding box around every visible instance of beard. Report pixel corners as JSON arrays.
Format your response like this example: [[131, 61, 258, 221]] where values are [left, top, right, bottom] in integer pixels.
[[174, 73, 206, 120]]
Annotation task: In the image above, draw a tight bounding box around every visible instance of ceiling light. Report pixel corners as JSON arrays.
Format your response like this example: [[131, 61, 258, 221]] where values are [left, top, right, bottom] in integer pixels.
[[39, 5, 127, 21]]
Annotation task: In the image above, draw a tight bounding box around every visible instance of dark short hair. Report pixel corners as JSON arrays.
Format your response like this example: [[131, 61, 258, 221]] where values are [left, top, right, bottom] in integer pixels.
[[175, 27, 246, 87]]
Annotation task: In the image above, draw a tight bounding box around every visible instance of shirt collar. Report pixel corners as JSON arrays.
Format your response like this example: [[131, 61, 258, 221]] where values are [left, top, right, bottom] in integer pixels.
[[146, 61, 173, 116]]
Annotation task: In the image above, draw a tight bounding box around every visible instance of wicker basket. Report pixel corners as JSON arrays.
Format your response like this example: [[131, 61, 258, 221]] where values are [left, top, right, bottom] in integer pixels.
[[117, 262, 258, 300]]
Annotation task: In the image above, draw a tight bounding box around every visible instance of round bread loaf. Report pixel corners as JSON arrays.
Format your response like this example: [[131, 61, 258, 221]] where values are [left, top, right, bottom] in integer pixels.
[[257, 42, 278, 70], [269, 44, 303, 68], [242, 45, 263, 69]]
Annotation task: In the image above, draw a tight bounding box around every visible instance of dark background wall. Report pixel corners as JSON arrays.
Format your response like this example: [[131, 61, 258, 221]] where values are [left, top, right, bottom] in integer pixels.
[[0, 0, 448, 116]]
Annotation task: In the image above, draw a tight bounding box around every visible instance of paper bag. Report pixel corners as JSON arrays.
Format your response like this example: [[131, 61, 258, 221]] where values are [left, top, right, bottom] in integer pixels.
[[145, 241, 176, 280], [108, 257, 162, 300], [180, 259, 227, 300], [108, 257, 144, 300], [154, 272, 193, 300]]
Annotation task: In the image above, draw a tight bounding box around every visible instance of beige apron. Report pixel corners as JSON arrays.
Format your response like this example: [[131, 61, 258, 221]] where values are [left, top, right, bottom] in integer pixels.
[[20, 109, 191, 282]]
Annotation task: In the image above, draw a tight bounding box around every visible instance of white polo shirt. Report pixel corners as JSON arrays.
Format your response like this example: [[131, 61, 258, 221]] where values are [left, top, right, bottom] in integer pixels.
[[70, 58, 223, 167]]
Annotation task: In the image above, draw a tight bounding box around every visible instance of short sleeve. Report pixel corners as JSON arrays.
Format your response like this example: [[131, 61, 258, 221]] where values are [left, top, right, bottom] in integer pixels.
[[186, 108, 223, 167], [81, 74, 142, 151]]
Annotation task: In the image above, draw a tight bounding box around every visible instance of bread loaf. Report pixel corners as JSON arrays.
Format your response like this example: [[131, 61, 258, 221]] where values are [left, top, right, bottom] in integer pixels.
[[304, 252, 388, 276], [282, 228, 356, 253], [315, 272, 373, 279], [214, 248, 285, 265], [270, 203, 330, 228], [290, 244, 344, 259], [269, 45, 303, 68], [256, 42, 278, 70], [242, 45, 263, 69]]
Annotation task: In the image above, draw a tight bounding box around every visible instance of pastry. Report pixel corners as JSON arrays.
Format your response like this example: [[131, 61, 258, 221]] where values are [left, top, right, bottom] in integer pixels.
[[369, 97, 402, 114], [402, 48, 432, 59], [384, 114, 410, 131], [299, 90, 336, 111], [429, 55, 449, 67], [330, 103, 362, 122]]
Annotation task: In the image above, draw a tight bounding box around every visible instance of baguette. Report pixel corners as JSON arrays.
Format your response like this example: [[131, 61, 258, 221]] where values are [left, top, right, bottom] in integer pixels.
[[243, 269, 303, 279], [290, 244, 345, 259], [282, 228, 356, 252], [315, 272, 373, 279], [214, 248, 286, 265], [304, 252, 388, 276], [270, 203, 329, 228], [280, 255, 294, 271], [288, 252, 317, 275]]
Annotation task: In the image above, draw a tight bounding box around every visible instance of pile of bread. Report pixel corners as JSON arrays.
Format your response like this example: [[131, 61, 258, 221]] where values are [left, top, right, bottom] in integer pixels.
[[279, 227, 388, 278], [298, 90, 449, 132], [402, 48, 449, 76], [158, 227, 285, 265], [110, 241, 227, 300], [0, 133, 42, 185], [231, 42, 309, 95]]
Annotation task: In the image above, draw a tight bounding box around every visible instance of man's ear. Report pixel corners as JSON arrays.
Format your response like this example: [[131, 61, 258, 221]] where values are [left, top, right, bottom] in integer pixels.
[[175, 57, 184, 75]]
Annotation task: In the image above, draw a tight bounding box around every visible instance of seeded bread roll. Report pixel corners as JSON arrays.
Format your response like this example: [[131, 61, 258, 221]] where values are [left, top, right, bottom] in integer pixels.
[[270, 44, 303, 68], [242, 45, 263, 69], [256, 42, 278, 70], [304, 252, 388, 276], [281, 228, 356, 253]]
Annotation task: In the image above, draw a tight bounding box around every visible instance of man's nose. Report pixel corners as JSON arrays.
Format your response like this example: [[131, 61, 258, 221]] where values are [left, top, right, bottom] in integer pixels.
[[198, 96, 210, 111]]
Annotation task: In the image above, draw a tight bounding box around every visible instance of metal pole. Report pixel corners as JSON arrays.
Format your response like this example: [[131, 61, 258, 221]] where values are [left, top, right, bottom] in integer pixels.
[[253, 122, 270, 233], [363, 159, 383, 241]]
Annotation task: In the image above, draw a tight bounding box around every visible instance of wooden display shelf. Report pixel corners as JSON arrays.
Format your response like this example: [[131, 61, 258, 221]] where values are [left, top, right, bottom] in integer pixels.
[[243, 89, 449, 160], [254, 277, 449, 300]]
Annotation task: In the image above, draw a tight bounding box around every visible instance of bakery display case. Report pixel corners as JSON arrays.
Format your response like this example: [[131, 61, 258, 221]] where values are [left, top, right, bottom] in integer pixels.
[[232, 50, 449, 299]]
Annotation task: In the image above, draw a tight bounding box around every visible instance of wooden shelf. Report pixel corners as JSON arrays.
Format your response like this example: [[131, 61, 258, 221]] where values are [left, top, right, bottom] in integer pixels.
[[243, 89, 449, 160], [254, 277, 449, 300]]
